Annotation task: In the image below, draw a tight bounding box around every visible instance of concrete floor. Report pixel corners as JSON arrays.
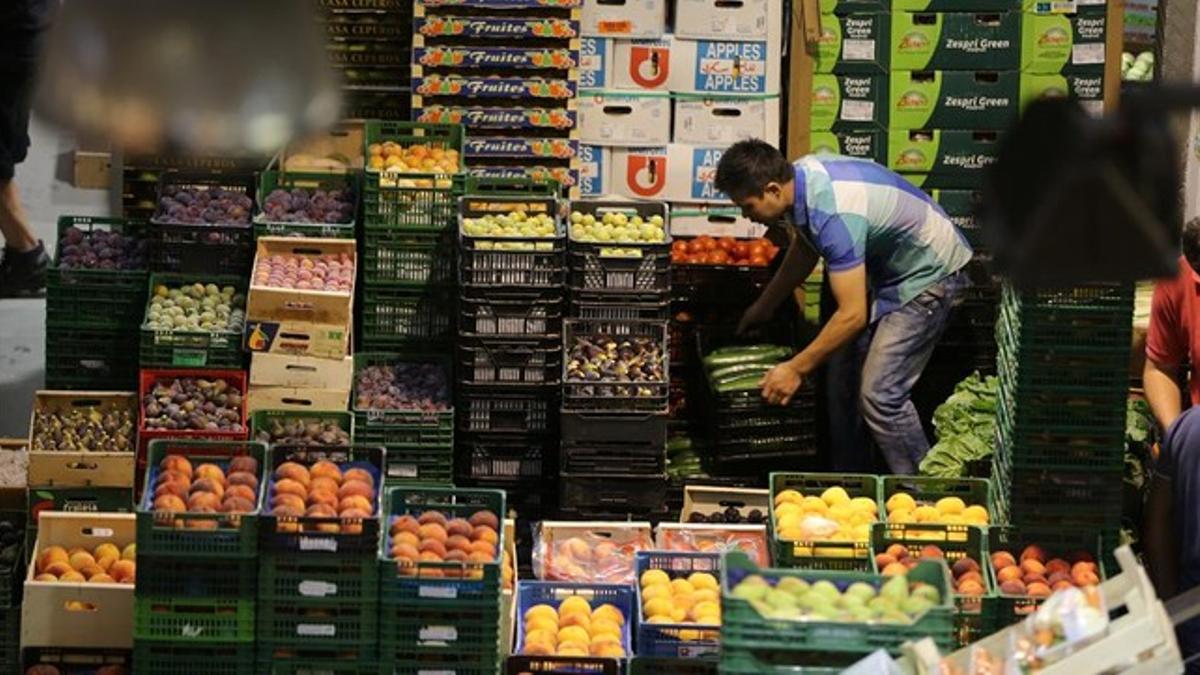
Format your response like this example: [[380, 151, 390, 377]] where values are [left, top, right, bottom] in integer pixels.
[[0, 116, 113, 438]]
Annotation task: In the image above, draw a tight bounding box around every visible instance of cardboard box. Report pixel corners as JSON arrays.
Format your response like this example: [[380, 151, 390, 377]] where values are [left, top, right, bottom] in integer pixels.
[[21, 512, 135, 649], [1021, 11, 1107, 75], [244, 320, 351, 360], [669, 205, 765, 238], [672, 33, 784, 95], [674, 0, 774, 41], [249, 352, 354, 391], [578, 145, 612, 197], [579, 91, 672, 146], [809, 128, 888, 164], [1024, 0, 1106, 11], [819, 0, 889, 14], [246, 386, 350, 414], [580, 37, 613, 89], [247, 238, 356, 327], [612, 36, 674, 92], [814, 13, 891, 75], [1020, 72, 1106, 117], [930, 189, 984, 246], [811, 74, 888, 130], [27, 391, 137, 489], [581, 0, 667, 38], [896, 0, 1018, 9], [612, 145, 729, 203], [891, 11, 1021, 71], [673, 96, 781, 145], [889, 129, 1003, 188], [889, 70, 1020, 130], [27, 488, 134, 530]]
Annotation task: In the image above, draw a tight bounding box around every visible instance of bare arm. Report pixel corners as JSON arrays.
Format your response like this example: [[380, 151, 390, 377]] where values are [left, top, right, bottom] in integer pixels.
[[1144, 358, 1184, 431], [737, 229, 819, 335], [1144, 474, 1180, 598], [788, 265, 868, 377]]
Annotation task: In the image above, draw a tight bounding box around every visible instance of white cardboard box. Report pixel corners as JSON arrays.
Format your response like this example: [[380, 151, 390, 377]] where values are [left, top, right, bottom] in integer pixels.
[[580, 37, 613, 89], [578, 145, 612, 197], [669, 205, 766, 238], [246, 386, 350, 414], [579, 92, 672, 146], [613, 36, 675, 92], [612, 144, 729, 203], [670, 27, 784, 95], [674, 0, 775, 41], [581, 0, 667, 39], [673, 96, 780, 145], [249, 352, 354, 391]]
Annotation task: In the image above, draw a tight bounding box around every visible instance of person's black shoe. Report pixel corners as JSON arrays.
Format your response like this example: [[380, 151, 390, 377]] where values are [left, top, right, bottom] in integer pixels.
[[0, 241, 50, 298]]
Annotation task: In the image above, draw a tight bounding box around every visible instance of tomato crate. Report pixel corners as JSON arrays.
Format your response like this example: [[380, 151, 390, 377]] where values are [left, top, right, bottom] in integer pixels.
[[362, 225, 457, 286], [253, 170, 359, 239], [459, 337, 562, 386], [629, 657, 717, 675], [134, 596, 255, 643], [139, 273, 248, 368], [361, 121, 466, 230], [360, 285, 455, 347], [149, 172, 258, 275], [351, 352, 454, 432], [46, 216, 149, 330], [634, 551, 721, 659], [44, 325, 140, 391], [559, 472, 669, 515], [768, 473, 881, 571], [379, 603, 500, 664], [137, 369, 250, 451], [721, 550, 955, 656], [514, 581, 634, 665], [378, 485, 506, 606], [562, 319, 669, 412], [135, 554, 257, 599], [258, 553, 379, 604], [459, 386, 556, 434], [136, 439, 266, 558], [133, 639, 255, 675], [459, 288, 565, 338], [878, 476, 993, 531], [260, 445, 384, 554], [256, 598, 379, 646], [457, 431, 554, 482], [984, 526, 1107, 628], [561, 410, 667, 449], [250, 409, 354, 447]]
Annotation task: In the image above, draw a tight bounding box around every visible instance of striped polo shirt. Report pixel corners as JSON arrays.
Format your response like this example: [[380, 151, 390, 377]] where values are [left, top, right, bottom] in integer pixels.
[[793, 155, 974, 321]]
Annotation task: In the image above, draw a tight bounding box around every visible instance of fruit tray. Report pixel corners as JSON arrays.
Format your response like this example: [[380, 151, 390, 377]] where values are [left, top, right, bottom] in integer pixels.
[[134, 596, 255, 644], [768, 473, 882, 572], [46, 216, 149, 330], [352, 352, 455, 431], [457, 431, 554, 482], [139, 273, 248, 369], [137, 369, 250, 451], [360, 285, 456, 347], [253, 170, 359, 239], [380, 602, 501, 665], [362, 225, 457, 286], [255, 598, 380, 646], [377, 485, 506, 606], [984, 526, 1107, 628], [258, 552, 379, 605], [136, 553, 257, 599], [561, 410, 667, 449], [133, 640, 255, 675], [634, 551, 722, 659], [136, 439, 267, 558], [458, 387, 557, 435], [562, 319, 669, 412], [149, 172, 258, 276], [260, 445, 384, 554], [459, 336, 563, 386], [44, 325, 140, 391], [558, 472, 669, 515], [362, 121, 466, 230], [568, 290, 671, 321], [459, 288, 565, 338], [249, 410, 354, 447], [721, 550, 955, 656], [514, 581, 634, 666]]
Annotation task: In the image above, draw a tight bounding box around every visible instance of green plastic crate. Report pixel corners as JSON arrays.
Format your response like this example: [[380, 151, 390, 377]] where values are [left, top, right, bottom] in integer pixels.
[[362, 121, 466, 230], [45, 216, 149, 330], [351, 352, 454, 432], [769, 473, 880, 571], [991, 447, 1124, 531], [362, 225, 457, 286], [995, 315, 1131, 393], [380, 603, 500, 661], [995, 360, 1129, 433], [629, 656, 717, 675], [259, 553, 380, 605], [139, 273, 248, 368], [369, 438, 455, 486], [250, 409, 354, 447], [389, 653, 498, 675], [984, 526, 1107, 629], [0, 606, 18, 673], [360, 286, 456, 347], [44, 325, 140, 391], [998, 286, 1133, 351], [136, 440, 267, 558], [133, 639, 256, 675], [134, 596, 255, 643], [254, 170, 359, 239], [720, 550, 956, 656], [718, 649, 858, 675], [257, 598, 379, 646], [135, 553, 257, 599], [879, 476, 994, 532], [993, 387, 1126, 474], [0, 511, 24, 610], [256, 653, 379, 675]]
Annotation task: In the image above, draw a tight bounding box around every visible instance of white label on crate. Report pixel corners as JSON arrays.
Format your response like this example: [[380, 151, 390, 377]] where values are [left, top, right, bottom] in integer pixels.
[[420, 625, 459, 642], [181, 624, 204, 638], [841, 100, 875, 122], [299, 580, 338, 598], [297, 623, 336, 637], [842, 39, 875, 61], [1082, 100, 1104, 117], [418, 671, 455, 675], [299, 537, 338, 553], [389, 464, 418, 479], [419, 584, 458, 599], [1073, 43, 1105, 65]]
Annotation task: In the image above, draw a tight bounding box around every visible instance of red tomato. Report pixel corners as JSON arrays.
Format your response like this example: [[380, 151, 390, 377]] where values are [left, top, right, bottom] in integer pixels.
[[711, 249, 731, 264], [748, 241, 768, 258], [671, 249, 687, 264], [671, 240, 688, 255], [733, 242, 751, 261], [695, 236, 716, 252], [718, 237, 737, 253], [749, 254, 769, 267]]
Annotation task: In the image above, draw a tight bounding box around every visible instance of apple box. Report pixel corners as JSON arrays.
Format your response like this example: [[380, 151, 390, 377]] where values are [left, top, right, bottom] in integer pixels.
[[578, 145, 612, 197], [613, 36, 674, 92], [244, 319, 351, 360], [580, 37, 613, 89], [612, 145, 730, 204], [674, 0, 777, 41], [246, 386, 350, 414], [669, 206, 765, 238], [22, 512, 135, 649], [673, 95, 781, 145], [581, 0, 667, 38], [671, 34, 783, 95], [579, 92, 671, 146]]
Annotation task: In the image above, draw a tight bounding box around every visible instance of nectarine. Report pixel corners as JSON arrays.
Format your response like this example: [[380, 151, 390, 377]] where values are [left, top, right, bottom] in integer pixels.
[[310, 461, 343, 484], [161, 455, 193, 478], [445, 518, 473, 539], [469, 510, 498, 530], [338, 495, 372, 514], [221, 496, 255, 513], [37, 546, 68, 573], [228, 456, 258, 475], [418, 523, 448, 542], [275, 462, 311, 487], [343, 468, 373, 487], [189, 478, 224, 498], [338, 481, 373, 501], [227, 472, 259, 490], [391, 515, 420, 536], [194, 463, 226, 484], [417, 510, 447, 527], [275, 479, 308, 499], [224, 484, 256, 503], [153, 494, 186, 512]]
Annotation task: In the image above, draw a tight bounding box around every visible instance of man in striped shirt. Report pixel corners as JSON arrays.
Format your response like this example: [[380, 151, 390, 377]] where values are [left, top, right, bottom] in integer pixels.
[[715, 139, 974, 474]]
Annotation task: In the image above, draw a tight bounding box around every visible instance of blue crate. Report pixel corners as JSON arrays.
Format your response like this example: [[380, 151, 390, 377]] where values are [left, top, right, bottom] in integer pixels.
[[515, 581, 634, 668], [634, 551, 720, 659]]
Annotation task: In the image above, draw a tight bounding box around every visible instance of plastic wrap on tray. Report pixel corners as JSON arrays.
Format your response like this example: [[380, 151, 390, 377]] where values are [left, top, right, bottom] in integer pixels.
[[656, 523, 769, 567], [532, 521, 653, 584]]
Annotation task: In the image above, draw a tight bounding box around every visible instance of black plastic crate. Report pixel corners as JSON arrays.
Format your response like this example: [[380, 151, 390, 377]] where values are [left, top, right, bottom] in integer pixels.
[[560, 410, 667, 449], [457, 431, 555, 482], [569, 289, 670, 320], [459, 288, 564, 338], [567, 249, 670, 294], [561, 445, 665, 475], [460, 237, 566, 289], [562, 319, 668, 411], [559, 472, 669, 514], [149, 172, 257, 275], [459, 337, 562, 386], [459, 387, 557, 434]]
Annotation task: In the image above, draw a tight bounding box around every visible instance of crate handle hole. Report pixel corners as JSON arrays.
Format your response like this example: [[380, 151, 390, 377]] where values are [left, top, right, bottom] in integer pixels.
[[64, 600, 97, 612], [80, 526, 115, 538]]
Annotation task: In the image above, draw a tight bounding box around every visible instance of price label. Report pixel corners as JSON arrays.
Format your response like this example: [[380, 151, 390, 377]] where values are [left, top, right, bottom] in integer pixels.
[[419, 625, 458, 642], [299, 537, 338, 553], [297, 624, 336, 637], [419, 585, 458, 599], [842, 39, 876, 62], [841, 100, 875, 122], [299, 580, 338, 598]]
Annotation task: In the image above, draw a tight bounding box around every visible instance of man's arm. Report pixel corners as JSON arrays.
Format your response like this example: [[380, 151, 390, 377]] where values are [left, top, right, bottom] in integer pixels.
[[1145, 358, 1184, 431], [737, 229, 819, 335], [1144, 473, 1180, 598]]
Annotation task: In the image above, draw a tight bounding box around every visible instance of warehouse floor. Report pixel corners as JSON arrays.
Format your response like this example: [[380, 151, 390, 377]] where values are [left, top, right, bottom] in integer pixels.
[[0, 299, 44, 438]]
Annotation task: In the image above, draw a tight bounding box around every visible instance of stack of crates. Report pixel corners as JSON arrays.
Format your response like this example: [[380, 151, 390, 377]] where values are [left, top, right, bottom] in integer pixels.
[[256, 445, 383, 673], [992, 283, 1133, 559], [317, 0, 413, 121], [44, 216, 149, 391], [358, 121, 463, 352], [132, 440, 267, 675], [0, 511, 22, 674], [456, 179, 565, 507], [253, 170, 360, 241], [377, 485, 506, 675]]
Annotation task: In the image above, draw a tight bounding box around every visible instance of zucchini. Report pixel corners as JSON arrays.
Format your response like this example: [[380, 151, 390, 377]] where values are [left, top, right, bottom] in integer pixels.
[[709, 362, 775, 382], [703, 346, 791, 369], [714, 374, 767, 393], [706, 344, 784, 358], [666, 436, 693, 452]]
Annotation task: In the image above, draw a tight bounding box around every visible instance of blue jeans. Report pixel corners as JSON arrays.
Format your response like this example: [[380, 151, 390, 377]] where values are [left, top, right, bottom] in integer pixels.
[[825, 270, 971, 474]]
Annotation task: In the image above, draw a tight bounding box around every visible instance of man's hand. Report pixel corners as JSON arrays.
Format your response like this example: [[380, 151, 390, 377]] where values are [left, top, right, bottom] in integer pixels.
[[761, 361, 803, 406]]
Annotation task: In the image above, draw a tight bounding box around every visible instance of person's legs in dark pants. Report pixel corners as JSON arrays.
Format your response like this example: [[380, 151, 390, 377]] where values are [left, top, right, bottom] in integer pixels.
[[825, 329, 875, 472]]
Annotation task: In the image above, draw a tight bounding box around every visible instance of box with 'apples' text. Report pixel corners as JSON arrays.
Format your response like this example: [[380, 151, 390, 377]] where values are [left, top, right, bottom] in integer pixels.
[[579, 91, 672, 146], [670, 25, 784, 95], [673, 96, 781, 145], [581, 0, 667, 39], [578, 145, 612, 197], [612, 145, 729, 204], [613, 35, 674, 92], [580, 37, 613, 89]]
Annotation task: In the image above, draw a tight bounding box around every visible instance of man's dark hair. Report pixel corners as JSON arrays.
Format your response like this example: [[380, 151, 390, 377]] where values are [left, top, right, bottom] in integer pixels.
[[1184, 217, 1200, 275], [715, 139, 793, 201]]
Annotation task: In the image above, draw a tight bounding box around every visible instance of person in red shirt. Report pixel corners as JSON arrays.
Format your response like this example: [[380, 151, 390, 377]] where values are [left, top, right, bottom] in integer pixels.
[[1145, 219, 1200, 430]]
